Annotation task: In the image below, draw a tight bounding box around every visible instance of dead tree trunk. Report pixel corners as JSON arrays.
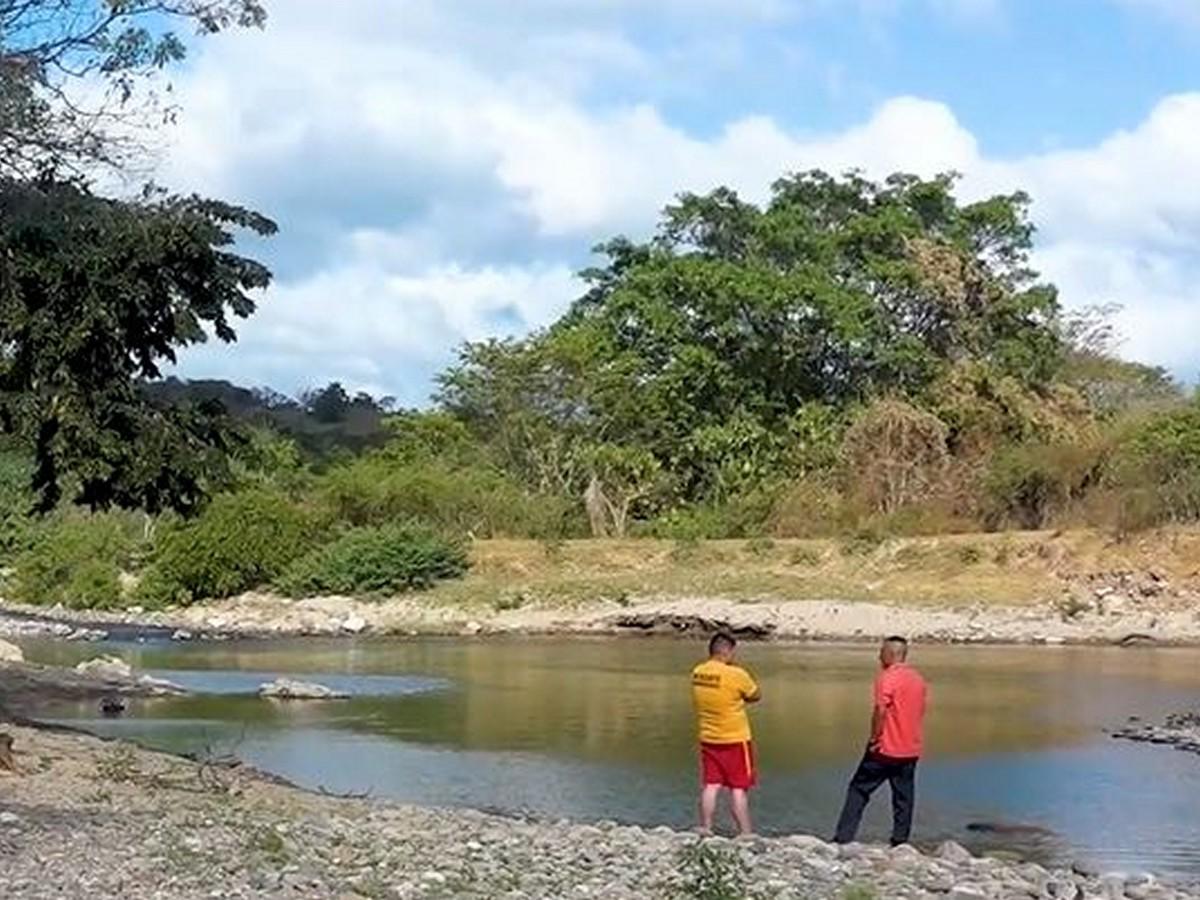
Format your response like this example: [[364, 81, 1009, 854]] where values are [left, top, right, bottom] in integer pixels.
[[584, 475, 610, 538]]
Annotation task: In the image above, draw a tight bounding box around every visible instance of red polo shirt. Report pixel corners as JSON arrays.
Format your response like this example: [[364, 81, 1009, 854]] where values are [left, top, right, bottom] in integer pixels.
[[874, 663, 927, 759]]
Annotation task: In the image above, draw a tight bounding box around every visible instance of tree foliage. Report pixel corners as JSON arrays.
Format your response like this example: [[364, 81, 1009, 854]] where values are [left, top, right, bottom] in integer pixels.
[[0, 177, 276, 512], [442, 171, 1070, 510], [1, 0, 266, 176]]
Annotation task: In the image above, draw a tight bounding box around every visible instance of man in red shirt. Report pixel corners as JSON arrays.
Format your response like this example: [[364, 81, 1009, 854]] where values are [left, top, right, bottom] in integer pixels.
[[833, 636, 928, 846]]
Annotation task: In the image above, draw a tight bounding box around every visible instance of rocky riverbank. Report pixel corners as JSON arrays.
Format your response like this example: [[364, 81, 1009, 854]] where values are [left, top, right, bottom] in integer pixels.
[[3, 585, 1200, 647], [1113, 712, 1200, 756], [0, 724, 1195, 899], [5, 533, 1200, 647], [0, 640, 186, 714]]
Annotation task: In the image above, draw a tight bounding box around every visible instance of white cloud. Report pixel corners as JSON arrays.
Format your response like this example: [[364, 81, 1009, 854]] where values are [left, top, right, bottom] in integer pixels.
[[160, 0, 1200, 397]]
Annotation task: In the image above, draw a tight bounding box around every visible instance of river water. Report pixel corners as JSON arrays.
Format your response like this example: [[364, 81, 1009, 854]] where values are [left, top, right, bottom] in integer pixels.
[[14, 637, 1200, 878]]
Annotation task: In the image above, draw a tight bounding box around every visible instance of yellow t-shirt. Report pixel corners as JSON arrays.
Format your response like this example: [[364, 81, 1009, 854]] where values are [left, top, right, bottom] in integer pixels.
[[691, 659, 759, 744]]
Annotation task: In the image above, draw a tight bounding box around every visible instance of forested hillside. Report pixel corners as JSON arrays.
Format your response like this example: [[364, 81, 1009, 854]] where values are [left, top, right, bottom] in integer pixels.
[[4, 171, 1197, 608]]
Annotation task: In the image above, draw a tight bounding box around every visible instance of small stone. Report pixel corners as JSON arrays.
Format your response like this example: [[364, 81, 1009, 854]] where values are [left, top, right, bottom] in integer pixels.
[[341, 615, 367, 634], [1072, 859, 1102, 878], [171, 629, 194, 641], [837, 842, 871, 860], [1098, 875, 1127, 900], [938, 840, 974, 864], [0, 639, 24, 664], [463, 621, 483, 635], [0, 812, 21, 826], [950, 887, 989, 900], [889, 842, 923, 863]]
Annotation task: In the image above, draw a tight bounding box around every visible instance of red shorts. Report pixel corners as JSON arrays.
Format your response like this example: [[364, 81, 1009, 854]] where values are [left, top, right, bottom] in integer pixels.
[[700, 741, 756, 790]]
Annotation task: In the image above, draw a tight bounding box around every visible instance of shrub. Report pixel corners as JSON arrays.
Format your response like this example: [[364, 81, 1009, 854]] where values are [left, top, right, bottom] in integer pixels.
[[8, 513, 134, 609], [982, 441, 1105, 530], [317, 457, 580, 538], [1103, 407, 1200, 528], [647, 485, 781, 541], [138, 489, 314, 605], [0, 448, 34, 564], [841, 526, 885, 557], [276, 524, 469, 597], [789, 546, 822, 566], [843, 399, 950, 515], [676, 840, 748, 900], [957, 543, 983, 565], [744, 537, 775, 557], [769, 475, 849, 538]]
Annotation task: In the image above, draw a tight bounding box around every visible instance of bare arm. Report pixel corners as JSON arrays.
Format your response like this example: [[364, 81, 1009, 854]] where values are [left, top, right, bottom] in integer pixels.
[[741, 670, 762, 704], [868, 704, 885, 750]]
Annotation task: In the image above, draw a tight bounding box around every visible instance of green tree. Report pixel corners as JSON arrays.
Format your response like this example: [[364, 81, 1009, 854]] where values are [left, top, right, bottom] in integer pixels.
[[1, 0, 266, 176], [583, 443, 665, 537], [441, 171, 1067, 507], [0, 177, 276, 513]]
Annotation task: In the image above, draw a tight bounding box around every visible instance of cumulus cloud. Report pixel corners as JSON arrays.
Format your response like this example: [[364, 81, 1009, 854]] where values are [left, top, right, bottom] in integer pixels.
[[159, 0, 1200, 398]]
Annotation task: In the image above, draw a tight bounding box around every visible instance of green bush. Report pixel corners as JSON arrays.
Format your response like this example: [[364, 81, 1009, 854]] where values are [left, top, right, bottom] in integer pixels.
[[1104, 407, 1200, 527], [649, 489, 779, 541], [789, 546, 822, 566], [744, 536, 775, 557], [138, 489, 314, 605], [0, 448, 35, 563], [982, 441, 1105, 530], [316, 457, 581, 538], [676, 840, 749, 900], [276, 524, 469, 597], [8, 513, 134, 609]]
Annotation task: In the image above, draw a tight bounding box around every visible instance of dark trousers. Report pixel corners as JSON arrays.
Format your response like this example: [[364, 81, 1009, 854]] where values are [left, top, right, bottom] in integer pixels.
[[833, 752, 918, 845]]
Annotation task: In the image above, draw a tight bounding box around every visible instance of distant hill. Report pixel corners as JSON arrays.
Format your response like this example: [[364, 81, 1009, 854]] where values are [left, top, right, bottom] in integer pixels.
[[146, 378, 394, 460]]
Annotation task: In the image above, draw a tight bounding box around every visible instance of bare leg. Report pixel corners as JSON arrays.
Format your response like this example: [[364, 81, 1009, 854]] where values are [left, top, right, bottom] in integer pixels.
[[730, 789, 752, 836], [699, 784, 721, 833]]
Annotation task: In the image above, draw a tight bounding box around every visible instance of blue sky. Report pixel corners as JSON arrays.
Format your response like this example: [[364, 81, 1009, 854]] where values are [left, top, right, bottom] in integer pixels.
[[156, 0, 1200, 404]]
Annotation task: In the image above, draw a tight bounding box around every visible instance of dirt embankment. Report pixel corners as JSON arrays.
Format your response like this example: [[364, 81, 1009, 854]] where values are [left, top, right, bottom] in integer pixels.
[[3, 530, 1200, 645]]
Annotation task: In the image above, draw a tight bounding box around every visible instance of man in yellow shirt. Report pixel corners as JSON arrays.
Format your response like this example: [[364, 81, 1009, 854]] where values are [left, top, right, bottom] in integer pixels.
[[690, 632, 761, 835]]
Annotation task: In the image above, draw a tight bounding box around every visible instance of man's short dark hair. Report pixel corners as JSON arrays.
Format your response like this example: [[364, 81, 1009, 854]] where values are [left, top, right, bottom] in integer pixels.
[[709, 632, 736, 655], [884, 635, 908, 646]]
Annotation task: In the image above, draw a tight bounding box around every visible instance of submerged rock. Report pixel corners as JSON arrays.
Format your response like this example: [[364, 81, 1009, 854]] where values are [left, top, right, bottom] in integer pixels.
[[1113, 711, 1200, 755], [74, 656, 133, 680], [258, 678, 349, 700]]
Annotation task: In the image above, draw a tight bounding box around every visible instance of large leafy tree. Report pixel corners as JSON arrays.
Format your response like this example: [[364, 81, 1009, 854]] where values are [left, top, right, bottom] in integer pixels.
[[0, 177, 276, 513], [0, 2, 273, 515], [441, 171, 1069, 506], [1, 0, 266, 176]]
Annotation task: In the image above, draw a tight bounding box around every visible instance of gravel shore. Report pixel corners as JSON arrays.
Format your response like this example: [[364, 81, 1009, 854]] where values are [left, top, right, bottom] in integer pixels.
[[0, 724, 1197, 900], [4, 585, 1200, 647]]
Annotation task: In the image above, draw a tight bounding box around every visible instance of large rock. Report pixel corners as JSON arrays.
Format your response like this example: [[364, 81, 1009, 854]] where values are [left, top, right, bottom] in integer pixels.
[[937, 840, 974, 864], [0, 639, 23, 664], [258, 678, 348, 700], [74, 655, 133, 680]]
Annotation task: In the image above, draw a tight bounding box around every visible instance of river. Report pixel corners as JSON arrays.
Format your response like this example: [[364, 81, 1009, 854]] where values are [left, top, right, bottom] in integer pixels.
[[14, 637, 1200, 879]]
